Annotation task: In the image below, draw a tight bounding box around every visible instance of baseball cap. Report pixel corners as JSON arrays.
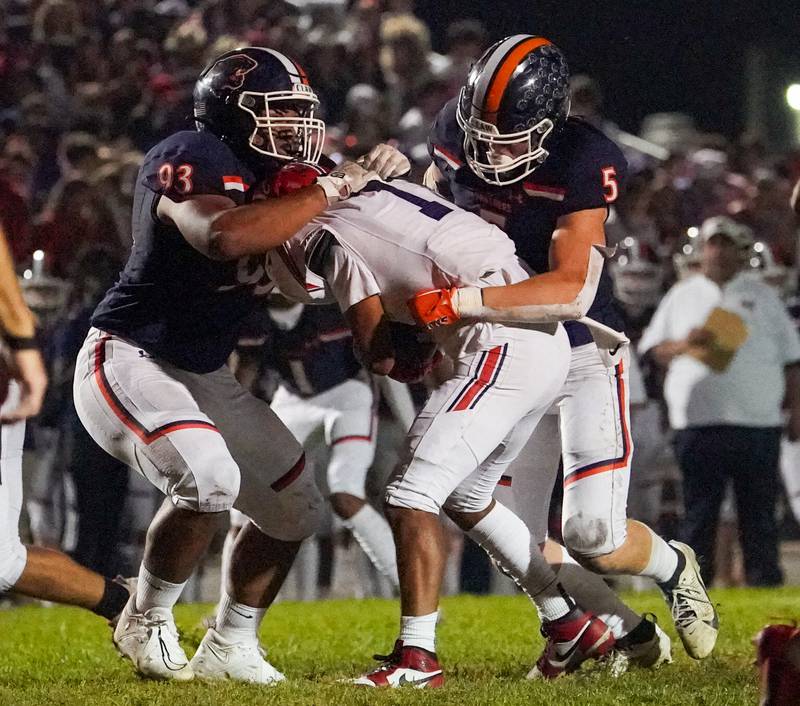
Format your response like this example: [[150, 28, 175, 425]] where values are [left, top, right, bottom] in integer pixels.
[[700, 216, 753, 248]]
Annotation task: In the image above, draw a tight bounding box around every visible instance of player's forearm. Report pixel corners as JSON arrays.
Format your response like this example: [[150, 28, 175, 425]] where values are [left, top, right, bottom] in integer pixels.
[[0, 229, 36, 345], [649, 339, 687, 367], [209, 185, 328, 259], [345, 295, 395, 376], [482, 272, 587, 316], [460, 248, 602, 325]]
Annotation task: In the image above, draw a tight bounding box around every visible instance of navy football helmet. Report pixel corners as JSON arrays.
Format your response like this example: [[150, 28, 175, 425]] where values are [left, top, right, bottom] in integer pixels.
[[457, 35, 570, 185], [193, 47, 324, 171]]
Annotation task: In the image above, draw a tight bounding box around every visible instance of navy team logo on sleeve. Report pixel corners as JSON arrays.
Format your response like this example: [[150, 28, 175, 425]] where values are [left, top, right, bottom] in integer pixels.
[[208, 54, 258, 91]]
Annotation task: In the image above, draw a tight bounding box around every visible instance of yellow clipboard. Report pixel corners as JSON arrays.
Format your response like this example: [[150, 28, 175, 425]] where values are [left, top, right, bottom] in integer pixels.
[[686, 307, 749, 372]]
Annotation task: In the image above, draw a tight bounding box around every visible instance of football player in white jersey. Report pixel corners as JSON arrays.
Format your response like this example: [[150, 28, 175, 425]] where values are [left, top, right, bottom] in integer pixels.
[[265, 162, 665, 685]]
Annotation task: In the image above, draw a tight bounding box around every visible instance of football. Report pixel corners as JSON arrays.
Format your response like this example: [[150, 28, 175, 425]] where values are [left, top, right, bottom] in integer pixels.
[[387, 321, 442, 383]]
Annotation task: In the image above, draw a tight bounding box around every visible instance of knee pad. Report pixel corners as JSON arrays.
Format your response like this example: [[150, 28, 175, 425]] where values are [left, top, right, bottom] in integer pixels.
[[243, 462, 325, 542], [0, 537, 27, 593], [268, 483, 325, 542], [442, 487, 493, 516], [562, 513, 627, 559], [327, 459, 369, 500], [384, 456, 459, 515], [170, 454, 241, 513], [293, 488, 326, 540]]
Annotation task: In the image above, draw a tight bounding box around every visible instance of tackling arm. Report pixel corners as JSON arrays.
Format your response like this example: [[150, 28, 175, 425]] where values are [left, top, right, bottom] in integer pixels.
[[409, 208, 608, 326], [158, 162, 379, 260], [158, 186, 329, 260]]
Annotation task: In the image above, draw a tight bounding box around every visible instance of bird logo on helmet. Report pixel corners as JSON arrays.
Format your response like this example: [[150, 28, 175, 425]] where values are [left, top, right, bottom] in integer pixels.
[[456, 35, 571, 186], [208, 54, 258, 91], [193, 46, 325, 174]]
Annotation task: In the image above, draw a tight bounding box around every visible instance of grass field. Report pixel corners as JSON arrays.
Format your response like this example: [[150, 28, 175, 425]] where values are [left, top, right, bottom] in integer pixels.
[[1, 587, 795, 705]]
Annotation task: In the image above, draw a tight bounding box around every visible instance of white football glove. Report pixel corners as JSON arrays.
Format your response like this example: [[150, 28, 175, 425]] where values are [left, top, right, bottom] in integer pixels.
[[357, 144, 411, 179], [316, 161, 379, 205]]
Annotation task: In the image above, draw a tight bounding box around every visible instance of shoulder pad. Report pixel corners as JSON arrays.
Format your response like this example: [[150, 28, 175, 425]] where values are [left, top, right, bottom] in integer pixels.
[[558, 119, 629, 213], [140, 131, 255, 203], [428, 99, 465, 175]]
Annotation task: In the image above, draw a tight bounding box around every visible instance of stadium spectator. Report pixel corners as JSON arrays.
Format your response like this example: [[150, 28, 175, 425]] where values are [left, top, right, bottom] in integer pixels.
[[639, 216, 800, 586], [379, 13, 448, 124], [31, 178, 122, 278]]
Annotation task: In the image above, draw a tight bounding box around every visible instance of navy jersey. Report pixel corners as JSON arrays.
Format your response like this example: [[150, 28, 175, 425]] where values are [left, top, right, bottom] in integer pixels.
[[429, 98, 627, 347], [263, 304, 362, 398], [92, 130, 273, 373]]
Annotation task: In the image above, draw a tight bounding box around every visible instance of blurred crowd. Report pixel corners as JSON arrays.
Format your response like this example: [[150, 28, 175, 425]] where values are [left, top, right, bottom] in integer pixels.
[[3, 0, 800, 600]]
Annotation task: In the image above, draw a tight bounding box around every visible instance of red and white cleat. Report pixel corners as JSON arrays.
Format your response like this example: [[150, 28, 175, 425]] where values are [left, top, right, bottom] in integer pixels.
[[754, 623, 800, 706], [352, 640, 444, 688], [527, 610, 616, 680]]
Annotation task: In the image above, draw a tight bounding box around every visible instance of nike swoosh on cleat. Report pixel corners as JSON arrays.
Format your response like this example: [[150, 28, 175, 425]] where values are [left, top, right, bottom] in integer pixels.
[[551, 622, 593, 666], [230, 607, 254, 619], [396, 671, 442, 686], [204, 641, 230, 664], [157, 630, 188, 671]]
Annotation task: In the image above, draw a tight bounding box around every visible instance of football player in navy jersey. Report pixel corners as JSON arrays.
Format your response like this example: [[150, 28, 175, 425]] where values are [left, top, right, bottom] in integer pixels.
[[72, 47, 407, 684], [221, 302, 400, 596], [413, 36, 717, 671]]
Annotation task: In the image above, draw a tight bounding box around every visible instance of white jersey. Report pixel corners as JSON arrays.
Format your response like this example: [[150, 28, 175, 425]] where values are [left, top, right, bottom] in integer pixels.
[[267, 180, 530, 322]]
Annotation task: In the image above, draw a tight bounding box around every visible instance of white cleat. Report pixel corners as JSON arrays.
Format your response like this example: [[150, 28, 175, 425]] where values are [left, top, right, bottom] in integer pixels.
[[662, 541, 719, 660], [113, 595, 193, 681], [609, 615, 673, 677], [190, 628, 286, 685]]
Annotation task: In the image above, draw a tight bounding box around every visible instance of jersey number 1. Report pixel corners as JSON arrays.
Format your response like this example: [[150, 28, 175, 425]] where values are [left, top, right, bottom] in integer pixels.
[[365, 181, 452, 221]]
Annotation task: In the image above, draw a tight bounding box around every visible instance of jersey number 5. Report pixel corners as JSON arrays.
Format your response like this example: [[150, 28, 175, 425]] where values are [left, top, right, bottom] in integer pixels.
[[158, 163, 194, 195], [601, 166, 618, 203]]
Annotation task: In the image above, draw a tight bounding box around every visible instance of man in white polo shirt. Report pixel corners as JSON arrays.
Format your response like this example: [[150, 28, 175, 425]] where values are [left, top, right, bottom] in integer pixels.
[[639, 216, 800, 586]]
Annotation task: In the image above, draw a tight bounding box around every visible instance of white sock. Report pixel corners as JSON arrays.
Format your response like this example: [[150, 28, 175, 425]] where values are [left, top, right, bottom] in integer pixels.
[[467, 502, 572, 621], [215, 592, 266, 643], [533, 581, 576, 622], [135, 564, 186, 614], [219, 528, 237, 600], [638, 526, 679, 584], [400, 611, 438, 652], [345, 504, 399, 587], [552, 545, 641, 638]]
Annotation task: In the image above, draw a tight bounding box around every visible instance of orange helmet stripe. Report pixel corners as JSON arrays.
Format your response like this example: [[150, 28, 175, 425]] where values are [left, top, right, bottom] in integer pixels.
[[484, 37, 551, 120], [293, 59, 310, 86]]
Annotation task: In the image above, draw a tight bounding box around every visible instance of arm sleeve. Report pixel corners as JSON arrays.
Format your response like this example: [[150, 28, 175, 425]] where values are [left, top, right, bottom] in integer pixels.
[[0, 227, 36, 345]]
